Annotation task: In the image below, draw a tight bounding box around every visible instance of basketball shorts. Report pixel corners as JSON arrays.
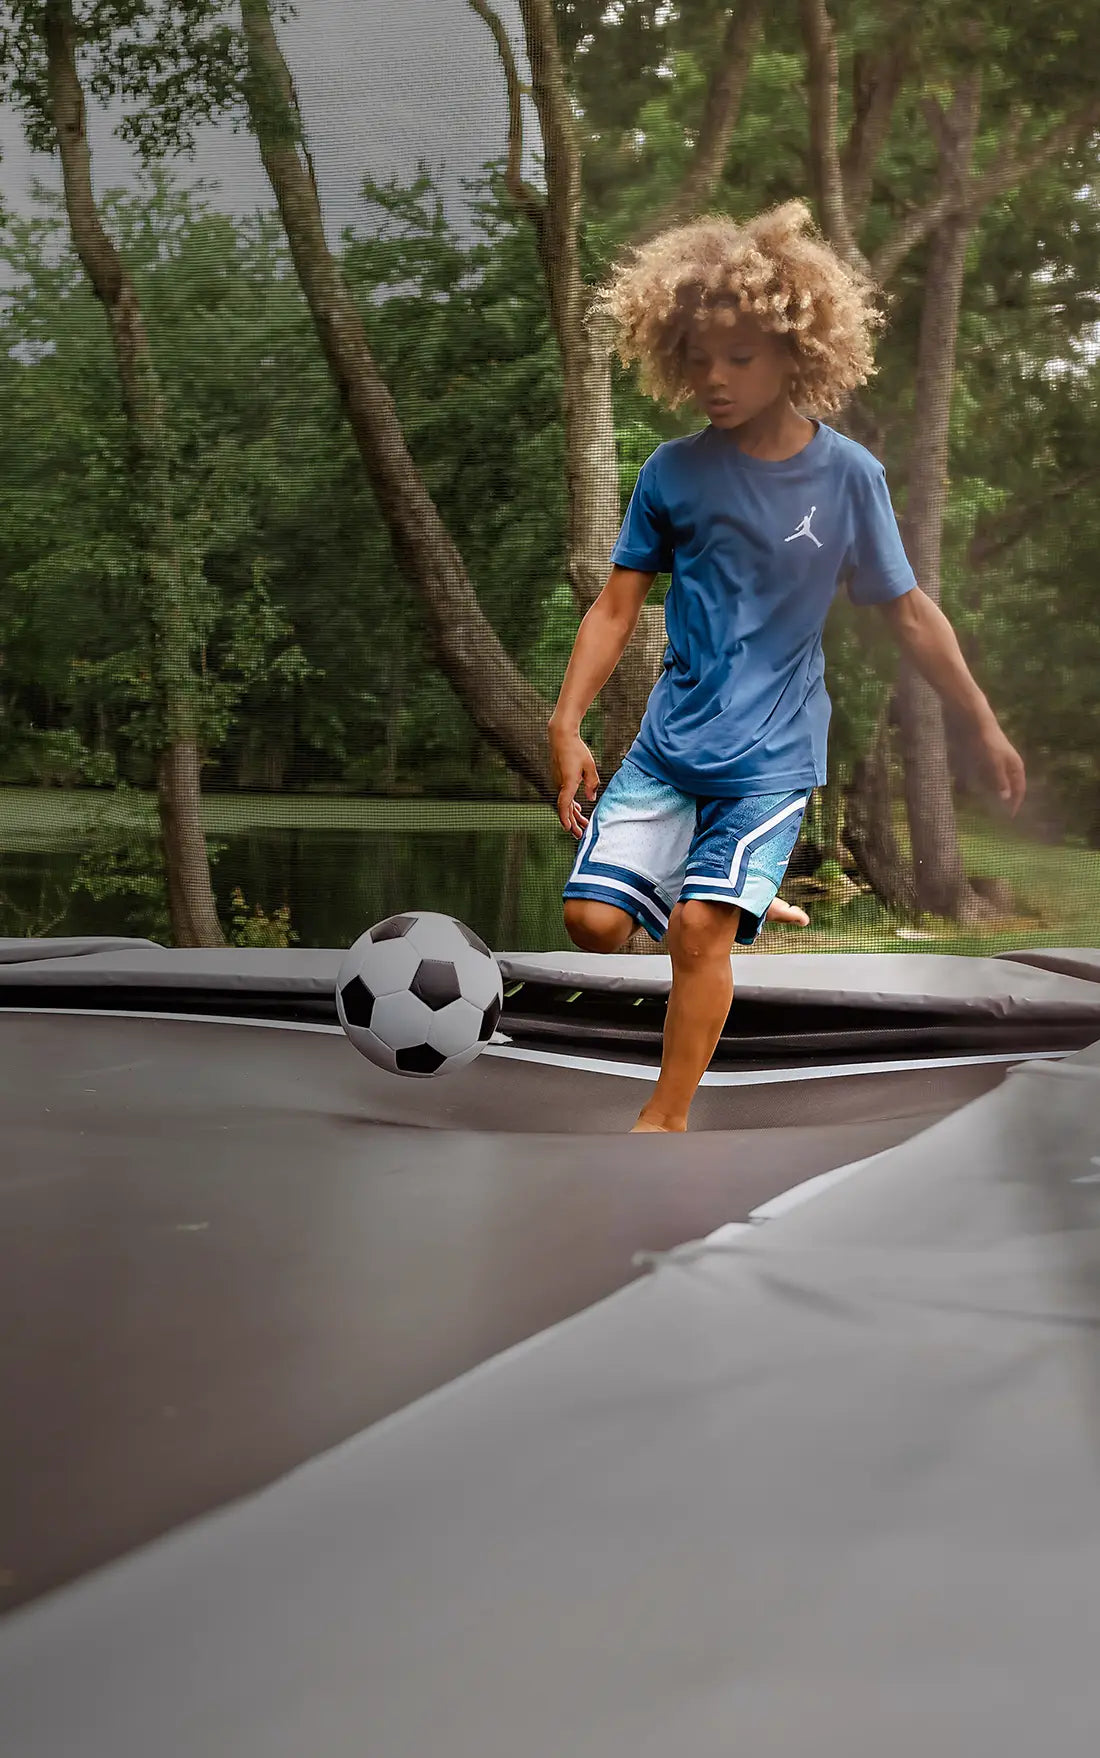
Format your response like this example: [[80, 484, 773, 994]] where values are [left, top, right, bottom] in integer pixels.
[[562, 757, 810, 947]]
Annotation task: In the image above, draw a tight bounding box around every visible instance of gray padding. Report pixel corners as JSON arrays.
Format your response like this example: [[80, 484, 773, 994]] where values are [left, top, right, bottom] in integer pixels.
[[2, 937, 1100, 1017], [0, 936, 161, 965], [745, 1034, 1100, 1252], [503, 947, 1100, 1014], [996, 945, 1100, 984], [0, 944, 344, 994], [2, 1038, 1098, 1756]]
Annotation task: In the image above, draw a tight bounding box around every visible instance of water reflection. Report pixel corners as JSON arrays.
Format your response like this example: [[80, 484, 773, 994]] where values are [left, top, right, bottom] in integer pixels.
[[0, 826, 578, 951]]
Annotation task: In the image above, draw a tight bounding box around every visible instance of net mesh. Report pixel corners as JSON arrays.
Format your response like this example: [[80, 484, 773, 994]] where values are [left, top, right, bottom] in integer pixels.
[[0, 1, 1096, 957]]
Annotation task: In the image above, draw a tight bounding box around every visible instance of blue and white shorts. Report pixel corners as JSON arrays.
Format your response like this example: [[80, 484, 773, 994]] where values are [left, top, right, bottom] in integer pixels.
[[563, 757, 810, 946]]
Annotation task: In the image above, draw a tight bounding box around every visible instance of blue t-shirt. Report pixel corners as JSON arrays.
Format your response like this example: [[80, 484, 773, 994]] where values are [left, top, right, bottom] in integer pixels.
[[610, 420, 917, 796]]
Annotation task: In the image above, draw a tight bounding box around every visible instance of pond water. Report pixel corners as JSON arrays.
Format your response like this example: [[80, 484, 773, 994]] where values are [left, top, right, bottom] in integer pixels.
[[0, 824, 578, 951]]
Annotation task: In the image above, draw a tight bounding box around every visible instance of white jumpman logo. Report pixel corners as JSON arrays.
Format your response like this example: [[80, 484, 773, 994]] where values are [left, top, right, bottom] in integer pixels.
[[784, 506, 822, 548]]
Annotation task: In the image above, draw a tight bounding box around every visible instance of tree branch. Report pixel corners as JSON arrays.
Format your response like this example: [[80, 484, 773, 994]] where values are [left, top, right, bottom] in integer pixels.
[[869, 185, 954, 284], [469, 0, 589, 354], [466, 0, 546, 238], [237, 0, 558, 801], [870, 74, 979, 283], [799, 0, 863, 267], [516, 0, 582, 283], [841, 43, 907, 234], [963, 100, 1100, 220], [918, 91, 950, 157], [644, 0, 767, 238], [969, 467, 1100, 567], [872, 100, 1099, 286], [285, 67, 322, 216]]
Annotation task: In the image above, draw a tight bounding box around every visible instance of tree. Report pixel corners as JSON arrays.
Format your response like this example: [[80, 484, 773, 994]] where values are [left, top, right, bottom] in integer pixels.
[[468, 0, 766, 774], [798, 0, 1099, 918], [0, 168, 573, 804], [234, 0, 559, 801], [2, 0, 565, 805], [0, 0, 225, 943]]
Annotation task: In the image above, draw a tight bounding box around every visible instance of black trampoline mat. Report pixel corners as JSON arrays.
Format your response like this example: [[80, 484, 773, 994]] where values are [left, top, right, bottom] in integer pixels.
[[1, 1011, 1018, 1609]]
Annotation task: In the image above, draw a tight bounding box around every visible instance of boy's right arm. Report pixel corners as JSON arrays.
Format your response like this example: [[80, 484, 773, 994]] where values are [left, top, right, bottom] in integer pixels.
[[547, 566, 657, 837]]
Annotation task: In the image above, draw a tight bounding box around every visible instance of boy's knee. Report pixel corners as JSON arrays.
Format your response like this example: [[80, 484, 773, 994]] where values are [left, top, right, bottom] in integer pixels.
[[670, 897, 741, 958], [564, 898, 636, 954]]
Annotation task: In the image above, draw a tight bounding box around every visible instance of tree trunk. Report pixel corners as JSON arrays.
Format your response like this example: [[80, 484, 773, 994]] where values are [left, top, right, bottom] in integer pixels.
[[482, 0, 764, 786], [43, 0, 224, 947], [893, 77, 992, 924], [562, 314, 667, 774], [264, 741, 287, 791], [843, 706, 917, 913], [157, 740, 225, 946], [382, 649, 405, 792], [494, 828, 527, 948], [820, 779, 845, 864], [238, 0, 556, 803]]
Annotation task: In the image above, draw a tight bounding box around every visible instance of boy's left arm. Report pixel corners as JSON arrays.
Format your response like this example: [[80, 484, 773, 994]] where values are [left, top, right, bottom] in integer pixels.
[[877, 587, 1026, 815]]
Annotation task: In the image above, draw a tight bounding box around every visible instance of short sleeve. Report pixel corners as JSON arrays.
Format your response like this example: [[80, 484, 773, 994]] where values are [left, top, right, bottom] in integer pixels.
[[846, 463, 918, 606], [610, 451, 674, 573]]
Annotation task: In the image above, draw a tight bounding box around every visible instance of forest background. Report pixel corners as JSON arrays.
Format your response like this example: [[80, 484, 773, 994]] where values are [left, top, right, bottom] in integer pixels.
[[0, 0, 1096, 953]]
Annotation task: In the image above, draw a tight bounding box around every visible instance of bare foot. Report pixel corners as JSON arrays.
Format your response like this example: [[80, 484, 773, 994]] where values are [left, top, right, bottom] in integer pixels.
[[765, 896, 810, 927], [630, 1117, 687, 1133]]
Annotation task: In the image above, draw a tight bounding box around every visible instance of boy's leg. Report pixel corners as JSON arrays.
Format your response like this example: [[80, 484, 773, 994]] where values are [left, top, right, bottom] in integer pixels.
[[563, 898, 638, 953], [632, 788, 811, 1133], [561, 758, 692, 947], [632, 898, 741, 1133]]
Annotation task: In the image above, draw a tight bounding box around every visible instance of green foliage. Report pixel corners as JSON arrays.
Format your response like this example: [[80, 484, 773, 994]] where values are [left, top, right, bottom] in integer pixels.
[[6, 728, 117, 789], [0, 0, 1097, 854], [0, 178, 333, 779], [0, 1, 251, 156], [227, 884, 298, 948], [67, 783, 172, 941]]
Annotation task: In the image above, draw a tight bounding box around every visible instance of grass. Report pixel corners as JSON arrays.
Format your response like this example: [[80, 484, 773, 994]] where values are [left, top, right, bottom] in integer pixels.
[[758, 812, 1100, 958]]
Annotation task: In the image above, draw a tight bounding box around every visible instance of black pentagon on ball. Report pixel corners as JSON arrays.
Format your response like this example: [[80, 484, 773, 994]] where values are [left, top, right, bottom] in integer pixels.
[[396, 1042, 448, 1075], [340, 974, 377, 1028], [410, 957, 462, 1011], [369, 913, 418, 943], [456, 919, 493, 959], [478, 993, 502, 1042]]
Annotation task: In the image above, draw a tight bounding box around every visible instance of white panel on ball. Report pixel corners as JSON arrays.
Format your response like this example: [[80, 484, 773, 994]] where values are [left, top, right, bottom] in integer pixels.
[[359, 1030, 399, 1075], [426, 997, 486, 1057], [371, 991, 436, 1053], [440, 1043, 484, 1074], [407, 914, 471, 957], [453, 951, 501, 1011], [359, 937, 422, 996]]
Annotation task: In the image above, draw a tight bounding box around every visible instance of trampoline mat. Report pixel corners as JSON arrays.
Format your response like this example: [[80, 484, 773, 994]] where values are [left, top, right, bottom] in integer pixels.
[[2, 1037, 1098, 1758], [0, 1009, 1016, 1609]]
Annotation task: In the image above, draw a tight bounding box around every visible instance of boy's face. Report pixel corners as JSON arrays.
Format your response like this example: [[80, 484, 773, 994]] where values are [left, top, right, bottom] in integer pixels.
[[682, 311, 796, 430]]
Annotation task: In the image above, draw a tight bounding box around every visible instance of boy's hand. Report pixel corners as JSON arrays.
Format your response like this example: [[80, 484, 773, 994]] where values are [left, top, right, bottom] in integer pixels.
[[973, 720, 1027, 817], [549, 726, 600, 838]]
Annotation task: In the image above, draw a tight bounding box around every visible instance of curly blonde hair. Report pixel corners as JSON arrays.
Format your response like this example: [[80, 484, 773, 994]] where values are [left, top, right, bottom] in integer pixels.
[[590, 200, 883, 417]]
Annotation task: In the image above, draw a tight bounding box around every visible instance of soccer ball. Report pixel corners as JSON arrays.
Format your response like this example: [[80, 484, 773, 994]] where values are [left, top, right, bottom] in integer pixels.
[[336, 911, 503, 1077]]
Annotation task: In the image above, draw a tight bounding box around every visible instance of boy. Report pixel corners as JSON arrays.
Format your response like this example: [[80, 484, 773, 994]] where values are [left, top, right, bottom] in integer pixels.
[[548, 201, 1025, 1134]]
